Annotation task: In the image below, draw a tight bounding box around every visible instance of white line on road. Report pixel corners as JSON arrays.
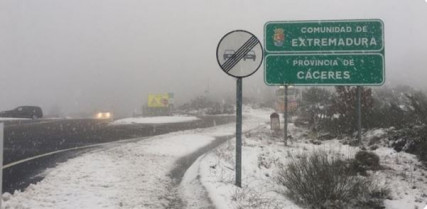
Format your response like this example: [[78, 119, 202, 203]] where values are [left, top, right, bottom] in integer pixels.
[[2, 137, 147, 169]]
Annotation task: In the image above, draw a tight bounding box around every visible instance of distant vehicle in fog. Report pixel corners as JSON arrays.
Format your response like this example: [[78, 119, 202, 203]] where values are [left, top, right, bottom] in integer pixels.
[[95, 111, 113, 119], [0, 106, 43, 119]]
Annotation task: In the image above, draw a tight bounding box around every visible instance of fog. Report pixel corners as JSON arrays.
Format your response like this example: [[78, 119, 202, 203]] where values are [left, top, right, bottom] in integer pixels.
[[1, 0, 426, 117]]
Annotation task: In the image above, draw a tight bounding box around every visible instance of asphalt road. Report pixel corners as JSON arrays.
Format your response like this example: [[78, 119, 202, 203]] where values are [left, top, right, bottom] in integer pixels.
[[2, 115, 235, 193]]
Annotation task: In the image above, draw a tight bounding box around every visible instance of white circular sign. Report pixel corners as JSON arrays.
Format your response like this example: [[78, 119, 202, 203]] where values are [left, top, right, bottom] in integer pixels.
[[216, 30, 263, 78]]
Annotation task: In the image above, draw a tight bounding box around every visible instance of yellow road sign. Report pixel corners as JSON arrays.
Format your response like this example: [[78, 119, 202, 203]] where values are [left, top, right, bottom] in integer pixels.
[[148, 94, 170, 108]]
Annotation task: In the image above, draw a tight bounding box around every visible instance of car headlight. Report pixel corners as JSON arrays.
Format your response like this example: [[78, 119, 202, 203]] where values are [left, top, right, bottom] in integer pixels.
[[105, 112, 111, 118], [96, 113, 103, 119]]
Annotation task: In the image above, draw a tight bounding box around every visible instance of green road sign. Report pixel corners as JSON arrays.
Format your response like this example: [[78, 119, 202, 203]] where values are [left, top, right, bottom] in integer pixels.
[[265, 54, 384, 85], [264, 19, 385, 86], [264, 19, 384, 53]]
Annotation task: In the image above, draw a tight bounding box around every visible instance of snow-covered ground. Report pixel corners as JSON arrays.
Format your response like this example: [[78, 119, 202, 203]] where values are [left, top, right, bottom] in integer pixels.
[[110, 115, 200, 125], [184, 122, 427, 209], [363, 129, 427, 209], [3, 107, 427, 209], [1, 107, 272, 209]]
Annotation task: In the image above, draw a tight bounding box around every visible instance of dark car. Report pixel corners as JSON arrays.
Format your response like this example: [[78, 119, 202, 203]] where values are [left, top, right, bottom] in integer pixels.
[[0, 106, 43, 119]]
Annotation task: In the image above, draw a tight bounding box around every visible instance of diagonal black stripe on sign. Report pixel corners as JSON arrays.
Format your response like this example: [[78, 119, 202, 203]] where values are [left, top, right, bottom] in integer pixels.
[[222, 36, 257, 69], [221, 36, 259, 72], [222, 39, 257, 71], [222, 36, 258, 72], [221, 38, 254, 71]]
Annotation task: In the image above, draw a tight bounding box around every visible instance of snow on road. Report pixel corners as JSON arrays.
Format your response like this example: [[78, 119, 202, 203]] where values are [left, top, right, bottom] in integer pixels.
[[110, 116, 200, 125], [4, 134, 216, 209], [2, 107, 273, 209], [0, 117, 29, 121]]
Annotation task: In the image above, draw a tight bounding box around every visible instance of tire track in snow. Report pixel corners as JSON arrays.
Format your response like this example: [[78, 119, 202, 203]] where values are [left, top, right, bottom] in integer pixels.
[[166, 135, 234, 209]]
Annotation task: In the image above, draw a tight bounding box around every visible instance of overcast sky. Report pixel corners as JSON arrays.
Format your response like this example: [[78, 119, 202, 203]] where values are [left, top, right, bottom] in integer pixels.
[[1, 0, 426, 116]]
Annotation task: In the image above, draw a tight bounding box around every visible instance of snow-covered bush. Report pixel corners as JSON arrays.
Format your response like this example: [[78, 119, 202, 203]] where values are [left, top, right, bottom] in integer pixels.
[[359, 86, 427, 129], [355, 151, 380, 169], [364, 86, 416, 129], [406, 90, 427, 125], [276, 151, 389, 209], [177, 95, 235, 115], [388, 125, 427, 165], [297, 86, 374, 136], [350, 151, 381, 176], [304, 86, 426, 136]]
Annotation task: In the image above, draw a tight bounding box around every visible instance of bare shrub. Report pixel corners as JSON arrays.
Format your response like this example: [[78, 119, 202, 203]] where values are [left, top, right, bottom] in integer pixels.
[[276, 151, 388, 208], [389, 125, 427, 165], [352, 151, 381, 175]]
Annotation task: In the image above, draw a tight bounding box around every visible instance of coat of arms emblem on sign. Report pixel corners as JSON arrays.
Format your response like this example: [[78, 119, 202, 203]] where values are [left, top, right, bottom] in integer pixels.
[[273, 28, 285, 47]]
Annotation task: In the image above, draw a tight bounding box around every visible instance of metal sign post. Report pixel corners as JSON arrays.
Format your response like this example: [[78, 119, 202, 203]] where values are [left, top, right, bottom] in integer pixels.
[[357, 86, 362, 145], [0, 123, 3, 207], [235, 78, 242, 187], [284, 85, 288, 146], [216, 30, 263, 188]]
